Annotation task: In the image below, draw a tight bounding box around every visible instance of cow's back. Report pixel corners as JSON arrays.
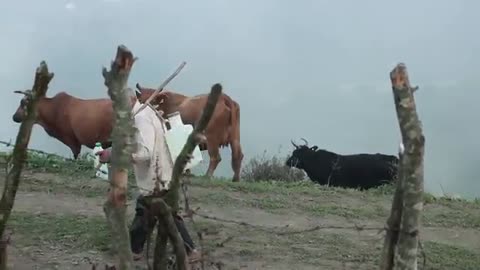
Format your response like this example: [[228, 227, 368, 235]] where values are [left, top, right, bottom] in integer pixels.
[[179, 94, 231, 146], [340, 153, 397, 188], [64, 95, 113, 148], [176, 95, 208, 125], [45, 93, 78, 140]]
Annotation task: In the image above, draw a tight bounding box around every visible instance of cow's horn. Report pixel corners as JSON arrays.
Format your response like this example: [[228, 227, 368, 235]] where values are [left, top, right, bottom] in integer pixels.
[[135, 83, 142, 91], [13, 90, 27, 95], [300, 138, 308, 146], [291, 140, 298, 148]]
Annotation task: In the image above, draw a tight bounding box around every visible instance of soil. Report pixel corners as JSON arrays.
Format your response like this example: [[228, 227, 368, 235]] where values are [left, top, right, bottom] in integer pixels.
[[1, 168, 479, 270]]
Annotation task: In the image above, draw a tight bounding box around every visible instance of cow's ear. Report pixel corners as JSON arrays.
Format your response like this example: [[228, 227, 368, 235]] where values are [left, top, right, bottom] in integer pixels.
[[310, 146, 318, 151]]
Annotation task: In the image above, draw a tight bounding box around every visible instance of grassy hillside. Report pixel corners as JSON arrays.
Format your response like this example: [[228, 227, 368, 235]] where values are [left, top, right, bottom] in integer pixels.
[[0, 151, 479, 269]]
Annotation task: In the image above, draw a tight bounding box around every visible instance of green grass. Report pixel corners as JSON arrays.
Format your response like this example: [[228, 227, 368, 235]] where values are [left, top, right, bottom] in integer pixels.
[[194, 220, 480, 269], [3, 150, 479, 205], [421, 242, 480, 270], [423, 210, 480, 228], [6, 211, 480, 270], [23, 152, 93, 174], [191, 176, 362, 197], [0, 150, 136, 181], [2, 150, 480, 269], [244, 196, 290, 210], [9, 212, 111, 252], [0, 151, 141, 199], [4, 149, 478, 229], [301, 203, 383, 219], [189, 178, 480, 227]]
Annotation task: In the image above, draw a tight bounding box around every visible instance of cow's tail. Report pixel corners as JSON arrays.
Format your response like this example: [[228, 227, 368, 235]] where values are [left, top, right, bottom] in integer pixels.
[[220, 94, 237, 146], [222, 93, 243, 180]]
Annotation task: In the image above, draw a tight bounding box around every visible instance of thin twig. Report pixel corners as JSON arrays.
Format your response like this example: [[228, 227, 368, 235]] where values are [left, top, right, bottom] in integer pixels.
[[181, 180, 207, 269], [133, 61, 187, 117]]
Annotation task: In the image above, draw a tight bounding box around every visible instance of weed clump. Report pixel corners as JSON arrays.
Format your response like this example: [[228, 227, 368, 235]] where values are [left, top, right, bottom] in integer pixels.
[[241, 150, 305, 182]]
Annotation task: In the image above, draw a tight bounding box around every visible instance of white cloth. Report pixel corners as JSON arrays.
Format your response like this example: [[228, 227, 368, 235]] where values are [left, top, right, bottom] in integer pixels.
[[131, 100, 174, 195]]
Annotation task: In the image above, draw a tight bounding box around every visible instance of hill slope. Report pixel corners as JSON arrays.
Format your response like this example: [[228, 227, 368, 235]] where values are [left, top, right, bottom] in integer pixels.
[[0, 153, 479, 269]]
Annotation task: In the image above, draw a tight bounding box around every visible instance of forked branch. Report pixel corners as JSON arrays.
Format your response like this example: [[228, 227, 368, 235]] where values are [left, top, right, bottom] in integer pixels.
[[165, 83, 223, 211], [147, 83, 223, 270]]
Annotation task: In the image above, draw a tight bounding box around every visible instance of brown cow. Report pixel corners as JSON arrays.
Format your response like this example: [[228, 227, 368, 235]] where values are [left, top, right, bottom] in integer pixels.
[[11, 90, 114, 159], [134, 83, 244, 182]]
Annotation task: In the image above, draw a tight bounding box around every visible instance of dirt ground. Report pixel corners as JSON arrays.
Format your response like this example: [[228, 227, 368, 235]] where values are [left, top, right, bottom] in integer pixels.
[[1, 166, 480, 270]]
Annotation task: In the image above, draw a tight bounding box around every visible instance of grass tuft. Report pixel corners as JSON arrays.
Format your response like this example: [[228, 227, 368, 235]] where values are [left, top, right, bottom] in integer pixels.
[[9, 212, 111, 252], [240, 149, 305, 182]]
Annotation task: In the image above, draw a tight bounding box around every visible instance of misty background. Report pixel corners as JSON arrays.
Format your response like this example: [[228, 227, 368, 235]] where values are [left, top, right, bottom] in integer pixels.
[[0, 0, 478, 199]]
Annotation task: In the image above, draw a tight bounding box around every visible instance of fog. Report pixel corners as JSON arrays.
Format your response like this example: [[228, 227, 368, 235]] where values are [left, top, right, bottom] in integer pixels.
[[1, 0, 478, 198]]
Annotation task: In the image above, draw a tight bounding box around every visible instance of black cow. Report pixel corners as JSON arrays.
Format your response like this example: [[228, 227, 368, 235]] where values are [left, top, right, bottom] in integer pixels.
[[285, 138, 399, 190]]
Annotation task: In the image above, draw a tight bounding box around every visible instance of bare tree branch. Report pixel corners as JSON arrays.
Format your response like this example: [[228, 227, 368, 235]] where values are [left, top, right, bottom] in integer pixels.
[[0, 61, 54, 270], [148, 198, 189, 270], [153, 223, 168, 270], [164, 83, 223, 211], [101, 45, 137, 270], [144, 83, 223, 270], [181, 180, 207, 269]]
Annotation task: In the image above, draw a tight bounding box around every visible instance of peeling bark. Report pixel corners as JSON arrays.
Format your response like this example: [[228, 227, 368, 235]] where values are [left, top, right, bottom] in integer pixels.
[[102, 45, 138, 270], [0, 61, 54, 270], [389, 63, 425, 270], [153, 223, 168, 270], [379, 150, 404, 270], [149, 198, 188, 270], [0, 239, 6, 270]]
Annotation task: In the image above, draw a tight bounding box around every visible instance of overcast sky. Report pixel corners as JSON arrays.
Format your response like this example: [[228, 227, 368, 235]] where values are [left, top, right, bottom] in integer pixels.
[[0, 0, 478, 198]]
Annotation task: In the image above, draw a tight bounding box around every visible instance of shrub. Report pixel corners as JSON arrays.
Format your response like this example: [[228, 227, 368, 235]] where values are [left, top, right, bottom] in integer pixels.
[[241, 150, 305, 182]]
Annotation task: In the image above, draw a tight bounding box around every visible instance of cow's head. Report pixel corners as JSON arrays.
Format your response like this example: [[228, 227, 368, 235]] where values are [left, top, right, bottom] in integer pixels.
[[12, 89, 34, 123], [135, 83, 167, 108], [285, 138, 318, 169]]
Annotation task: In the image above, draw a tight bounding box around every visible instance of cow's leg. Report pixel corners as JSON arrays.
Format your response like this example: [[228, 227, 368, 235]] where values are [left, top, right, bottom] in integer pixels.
[[71, 144, 81, 160], [205, 139, 221, 179], [66, 138, 82, 160], [230, 140, 244, 182]]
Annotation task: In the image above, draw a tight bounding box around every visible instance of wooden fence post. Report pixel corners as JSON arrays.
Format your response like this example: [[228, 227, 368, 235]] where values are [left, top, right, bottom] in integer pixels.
[[0, 61, 54, 270], [380, 63, 425, 270], [101, 45, 138, 270]]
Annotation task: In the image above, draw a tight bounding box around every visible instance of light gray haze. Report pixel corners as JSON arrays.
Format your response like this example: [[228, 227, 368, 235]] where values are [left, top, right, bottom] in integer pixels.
[[1, 0, 478, 198]]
